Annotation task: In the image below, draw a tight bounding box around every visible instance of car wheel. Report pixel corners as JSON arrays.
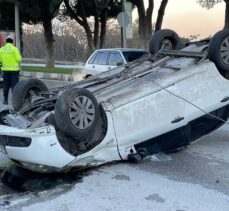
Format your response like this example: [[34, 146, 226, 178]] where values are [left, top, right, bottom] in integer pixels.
[[149, 29, 183, 54], [12, 78, 48, 111], [54, 88, 100, 138], [208, 29, 229, 79]]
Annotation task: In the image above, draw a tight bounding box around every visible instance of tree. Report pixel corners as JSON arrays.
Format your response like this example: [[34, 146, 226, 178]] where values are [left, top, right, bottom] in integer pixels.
[[0, 1, 15, 30], [198, 0, 229, 29], [198, 0, 222, 8], [62, 0, 122, 53], [128, 0, 169, 49], [19, 0, 63, 67], [224, 0, 229, 28], [155, 0, 168, 31]]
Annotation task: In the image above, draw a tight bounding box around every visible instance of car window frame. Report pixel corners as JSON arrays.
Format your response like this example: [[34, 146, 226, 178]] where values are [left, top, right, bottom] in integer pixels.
[[108, 51, 124, 66], [87, 52, 99, 64], [122, 50, 146, 62], [97, 51, 110, 65]]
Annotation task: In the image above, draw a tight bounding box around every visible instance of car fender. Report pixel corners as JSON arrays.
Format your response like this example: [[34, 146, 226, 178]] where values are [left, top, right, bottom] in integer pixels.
[[66, 112, 121, 168]]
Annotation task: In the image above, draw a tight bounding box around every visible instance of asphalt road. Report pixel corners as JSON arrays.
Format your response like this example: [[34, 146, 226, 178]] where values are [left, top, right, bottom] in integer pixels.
[[0, 79, 229, 210]]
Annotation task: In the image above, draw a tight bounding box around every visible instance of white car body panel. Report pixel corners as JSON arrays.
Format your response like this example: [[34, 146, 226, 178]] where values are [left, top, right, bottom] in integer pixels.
[[110, 62, 229, 158], [0, 125, 75, 168], [67, 112, 121, 167], [86, 63, 107, 76]]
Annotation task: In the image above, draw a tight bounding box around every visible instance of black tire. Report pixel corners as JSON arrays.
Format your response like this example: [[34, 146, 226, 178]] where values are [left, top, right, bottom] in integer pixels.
[[54, 88, 100, 138], [85, 74, 92, 79], [149, 29, 183, 54], [208, 29, 229, 78], [12, 78, 48, 111]]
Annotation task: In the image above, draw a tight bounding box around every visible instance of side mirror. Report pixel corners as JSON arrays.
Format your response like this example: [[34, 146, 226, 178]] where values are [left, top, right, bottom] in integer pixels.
[[116, 61, 123, 66]]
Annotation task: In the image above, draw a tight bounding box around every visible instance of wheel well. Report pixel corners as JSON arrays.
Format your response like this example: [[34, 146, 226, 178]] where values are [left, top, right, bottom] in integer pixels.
[[54, 104, 108, 156], [85, 74, 93, 79]]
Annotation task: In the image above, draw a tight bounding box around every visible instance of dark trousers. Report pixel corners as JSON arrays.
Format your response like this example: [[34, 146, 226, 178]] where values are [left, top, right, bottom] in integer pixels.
[[3, 71, 19, 101]]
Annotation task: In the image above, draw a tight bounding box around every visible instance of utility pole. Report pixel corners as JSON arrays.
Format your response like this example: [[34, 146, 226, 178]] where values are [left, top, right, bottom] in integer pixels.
[[121, 0, 127, 48], [15, 1, 21, 52]]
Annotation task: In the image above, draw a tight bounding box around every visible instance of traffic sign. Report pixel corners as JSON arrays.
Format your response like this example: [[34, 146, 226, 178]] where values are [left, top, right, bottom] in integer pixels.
[[117, 12, 130, 27]]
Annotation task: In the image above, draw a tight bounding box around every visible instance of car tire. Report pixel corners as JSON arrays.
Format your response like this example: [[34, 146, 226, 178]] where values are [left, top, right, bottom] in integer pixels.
[[208, 29, 229, 79], [12, 78, 48, 111], [85, 74, 92, 79], [149, 29, 183, 54], [54, 88, 100, 138]]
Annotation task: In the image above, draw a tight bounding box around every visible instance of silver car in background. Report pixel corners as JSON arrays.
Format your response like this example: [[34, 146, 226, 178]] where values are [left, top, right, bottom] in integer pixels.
[[84, 48, 146, 78]]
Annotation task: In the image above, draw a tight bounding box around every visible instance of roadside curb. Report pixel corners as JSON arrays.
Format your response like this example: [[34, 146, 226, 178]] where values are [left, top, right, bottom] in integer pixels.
[[20, 70, 85, 82]]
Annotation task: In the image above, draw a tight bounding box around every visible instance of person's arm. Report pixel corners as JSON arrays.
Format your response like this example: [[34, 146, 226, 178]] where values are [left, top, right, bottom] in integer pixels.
[[0, 49, 2, 64], [14, 47, 22, 63], [0, 50, 2, 71], [0, 50, 2, 65]]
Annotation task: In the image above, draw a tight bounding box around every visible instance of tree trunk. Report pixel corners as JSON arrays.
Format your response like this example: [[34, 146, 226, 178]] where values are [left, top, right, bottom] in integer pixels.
[[64, 0, 112, 52], [131, 0, 154, 49], [64, 0, 96, 53], [99, 8, 108, 48], [145, 0, 154, 46], [155, 0, 168, 31], [40, 0, 55, 68], [224, 0, 229, 29], [136, 0, 147, 49], [138, 17, 147, 49], [84, 25, 96, 53], [94, 0, 100, 49]]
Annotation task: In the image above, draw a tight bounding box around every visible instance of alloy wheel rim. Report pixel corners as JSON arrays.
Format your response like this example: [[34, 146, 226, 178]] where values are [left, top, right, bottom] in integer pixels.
[[161, 39, 173, 50], [220, 37, 229, 65], [69, 95, 95, 130]]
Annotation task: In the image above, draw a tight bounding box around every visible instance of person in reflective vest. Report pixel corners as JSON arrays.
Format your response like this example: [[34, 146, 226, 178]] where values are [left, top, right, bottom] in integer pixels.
[[0, 34, 22, 105]]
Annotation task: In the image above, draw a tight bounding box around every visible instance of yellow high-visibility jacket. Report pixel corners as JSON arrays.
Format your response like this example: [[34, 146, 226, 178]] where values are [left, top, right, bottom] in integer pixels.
[[0, 43, 22, 71]]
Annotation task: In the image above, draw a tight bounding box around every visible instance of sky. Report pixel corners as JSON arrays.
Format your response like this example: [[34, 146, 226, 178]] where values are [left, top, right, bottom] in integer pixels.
[[133, 0, 225, 39]]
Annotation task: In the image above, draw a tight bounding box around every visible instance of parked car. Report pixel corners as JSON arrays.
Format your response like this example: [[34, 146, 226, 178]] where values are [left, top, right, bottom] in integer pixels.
[[84, 48, 147, 78], [0, 29, 229, 173]]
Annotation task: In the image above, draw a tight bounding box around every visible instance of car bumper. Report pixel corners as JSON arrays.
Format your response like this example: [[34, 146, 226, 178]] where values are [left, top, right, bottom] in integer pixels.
[[0, 125, 76, 173], [0, 112, 121, 173]]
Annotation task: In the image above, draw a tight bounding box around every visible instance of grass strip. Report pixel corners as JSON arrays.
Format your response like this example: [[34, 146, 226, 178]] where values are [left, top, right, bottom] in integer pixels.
[[21, 66, 81, 74]]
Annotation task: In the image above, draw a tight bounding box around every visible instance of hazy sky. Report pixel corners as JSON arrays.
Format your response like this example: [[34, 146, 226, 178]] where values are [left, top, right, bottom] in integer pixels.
[[133, 0, 225, 39]]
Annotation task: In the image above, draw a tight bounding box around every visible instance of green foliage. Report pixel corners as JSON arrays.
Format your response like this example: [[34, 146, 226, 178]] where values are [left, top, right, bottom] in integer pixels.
[[18, 0, 63, 24], [21, 65, 79, 74], [0, 1, 15, 30], [197, 0, 222, 9], [0, 0, 63, 29], [62, 0, 122, 20]]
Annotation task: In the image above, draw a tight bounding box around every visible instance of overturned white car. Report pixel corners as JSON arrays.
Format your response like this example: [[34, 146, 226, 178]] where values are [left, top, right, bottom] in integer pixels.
[[0, 29, 229, 173]]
